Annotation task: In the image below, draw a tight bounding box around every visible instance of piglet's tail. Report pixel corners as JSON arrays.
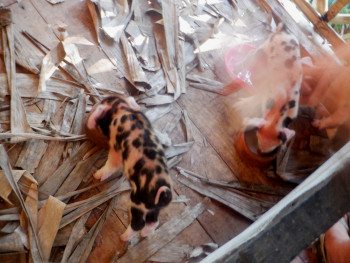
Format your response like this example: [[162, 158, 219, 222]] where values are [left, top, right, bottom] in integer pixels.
[[155, 186, 172, 207]]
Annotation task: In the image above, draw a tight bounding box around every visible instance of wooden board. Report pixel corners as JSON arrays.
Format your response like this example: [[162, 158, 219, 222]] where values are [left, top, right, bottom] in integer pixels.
[[201, 141, 350, 263]]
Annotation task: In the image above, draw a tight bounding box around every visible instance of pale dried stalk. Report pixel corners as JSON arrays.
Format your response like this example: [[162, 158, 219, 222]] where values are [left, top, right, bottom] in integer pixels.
[[2, 10, 32, 143], [0, 132, 86, 142]]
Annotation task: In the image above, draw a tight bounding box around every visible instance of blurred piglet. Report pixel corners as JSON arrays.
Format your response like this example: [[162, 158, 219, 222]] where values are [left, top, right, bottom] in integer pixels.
[[226, 24, 303, 153]]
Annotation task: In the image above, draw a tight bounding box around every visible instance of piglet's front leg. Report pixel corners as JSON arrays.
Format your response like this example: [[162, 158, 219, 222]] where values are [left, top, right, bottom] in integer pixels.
[[94, 148, 122, 181], [120, 206, 146, 241], [120, 225, 138, 242]]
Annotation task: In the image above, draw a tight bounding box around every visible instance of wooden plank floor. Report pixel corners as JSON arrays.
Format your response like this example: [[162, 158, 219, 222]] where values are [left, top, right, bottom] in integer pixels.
[[0, 0, 298, 262]]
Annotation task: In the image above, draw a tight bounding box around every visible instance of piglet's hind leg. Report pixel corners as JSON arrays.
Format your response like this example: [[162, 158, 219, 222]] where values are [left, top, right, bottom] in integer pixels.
[[141, 209, 160, 237], [140, 221, 159, 237], [94, 149, 122, 181]]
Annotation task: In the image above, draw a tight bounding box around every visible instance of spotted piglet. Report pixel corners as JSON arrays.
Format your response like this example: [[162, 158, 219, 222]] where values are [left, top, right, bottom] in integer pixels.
[[234, 24, 303, 153], [86, 95, 172, 241]]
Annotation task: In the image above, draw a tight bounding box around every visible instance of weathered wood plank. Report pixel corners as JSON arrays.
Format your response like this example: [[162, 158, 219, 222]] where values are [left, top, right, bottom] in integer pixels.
[[330, 13, 350, 24], [86, 211, 126, 263], [177, 84, 268, 185], [178, 176, 271, 221], [323, 0, 350, 22], [117, 198, 210, 263], [201, 141, 350, 263], [153, 103, 251, 245]]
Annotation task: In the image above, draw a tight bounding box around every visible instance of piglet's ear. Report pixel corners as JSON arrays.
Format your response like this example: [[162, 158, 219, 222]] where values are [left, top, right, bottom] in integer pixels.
[[243, 117, 267, 129], [125, 96, 141, 111], [155, 186, 172, 207], [87, 104, 111, 130]]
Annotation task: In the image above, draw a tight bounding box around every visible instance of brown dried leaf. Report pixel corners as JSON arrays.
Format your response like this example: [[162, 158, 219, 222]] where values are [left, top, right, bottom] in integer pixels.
[[0, 8, 12, 27], [0, 227, 27, 252], [101, 0, 133, 42], [178, 176, 271, 221], [61, 34, 101, 101], [86, 0, 102, 44], [0, 170, 25, 205], [182, 110, 193, 142], [0, 73, 83, 100], [38, 196, 66, 261], [61, 212, 90, 263], [0, 145, 44, 261], [25, 183, 39, 260], [162, 111, 182, 134], [87, 0, 128, 81], [164, 141, 194, 159], [60, 178, 129, 229], [67, 213, 98, 263], [126, 20, 161, 72], [14, 27, 40, 74], [120, 33, 149, 91], [38, 42, 66, 95], [55, 148, 103, 196], [1, 222, 19, 233], [145, 70, 166, 96], [76, 197, 116, 263], [15, 140, 48, 174], [25, 183, 38, 231], [176, 166, 291, 196], [0, 132, 85, 142], [167, 155, 182, 169], [144, 104, 173, 122], [46, 0, 65, 4], [138, 94, 174, 106], [154, 129, 172, 147], [39, 140, 94, 199], [158, 0, 185, 99], [0, 214, 20, 221]]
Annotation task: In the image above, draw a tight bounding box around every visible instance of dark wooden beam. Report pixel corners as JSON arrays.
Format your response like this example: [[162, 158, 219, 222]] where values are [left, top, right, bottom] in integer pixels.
[[201, 141, 350, 263]]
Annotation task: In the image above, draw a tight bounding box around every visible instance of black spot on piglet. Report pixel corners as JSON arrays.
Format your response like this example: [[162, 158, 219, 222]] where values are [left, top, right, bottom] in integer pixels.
[[285, 55, 296, 68], [145, 209, 160, 223], [288, 100, 296, 108], [132, 138, 142, 148], [283, 117, 293, 127], [157, 188, 172, 207], [130, 207, 145, 231], [278, 131, 287, 143], [144, 148, 157, 160], [290, 39, 298, 47]]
